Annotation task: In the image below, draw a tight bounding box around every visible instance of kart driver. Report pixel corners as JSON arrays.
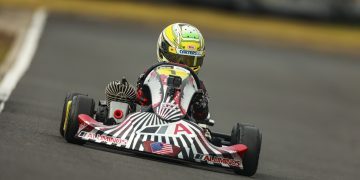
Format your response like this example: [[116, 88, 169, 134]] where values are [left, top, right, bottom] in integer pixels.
[[136, 23, 209, 123], [105, 23, 209, 125]]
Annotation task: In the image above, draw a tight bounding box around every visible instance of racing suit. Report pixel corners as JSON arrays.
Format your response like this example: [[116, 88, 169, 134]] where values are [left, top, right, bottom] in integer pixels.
[[135, 63, 210, 123]]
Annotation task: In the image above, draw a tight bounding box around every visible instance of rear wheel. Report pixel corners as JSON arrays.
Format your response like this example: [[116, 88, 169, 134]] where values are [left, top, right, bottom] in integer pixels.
[[231, 123, 262, 176], [60, 93, 83, 137], [64, 95, 95, 144]]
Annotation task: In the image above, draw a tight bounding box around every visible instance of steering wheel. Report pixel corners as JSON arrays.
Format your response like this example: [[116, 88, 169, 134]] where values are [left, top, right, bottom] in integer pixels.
[[140, 62, 202, 89]]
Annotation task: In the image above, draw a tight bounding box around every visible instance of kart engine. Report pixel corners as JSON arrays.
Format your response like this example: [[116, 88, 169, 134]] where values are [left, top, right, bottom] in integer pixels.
[[104, 78, 136, 123], [105, 78, 136, 107]]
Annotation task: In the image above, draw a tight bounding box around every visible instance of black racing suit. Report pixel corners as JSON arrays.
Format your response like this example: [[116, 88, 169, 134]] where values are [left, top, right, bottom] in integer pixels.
[[135, 63, 209, 123]]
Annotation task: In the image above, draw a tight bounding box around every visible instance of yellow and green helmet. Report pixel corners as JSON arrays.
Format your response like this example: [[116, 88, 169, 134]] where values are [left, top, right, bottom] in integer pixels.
[[157, 23, 205, 74]]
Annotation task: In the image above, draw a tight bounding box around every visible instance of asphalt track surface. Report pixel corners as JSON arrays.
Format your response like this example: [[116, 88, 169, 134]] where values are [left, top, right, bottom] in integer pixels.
[[1, 14, 360, 180]]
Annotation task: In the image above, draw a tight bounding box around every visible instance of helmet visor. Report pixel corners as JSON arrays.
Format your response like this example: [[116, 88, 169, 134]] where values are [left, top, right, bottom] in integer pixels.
[[164, 51, 204, 67]]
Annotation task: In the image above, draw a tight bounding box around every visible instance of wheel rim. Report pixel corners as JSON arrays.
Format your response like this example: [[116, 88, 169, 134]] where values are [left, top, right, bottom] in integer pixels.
[[63, 100, 72, 133]]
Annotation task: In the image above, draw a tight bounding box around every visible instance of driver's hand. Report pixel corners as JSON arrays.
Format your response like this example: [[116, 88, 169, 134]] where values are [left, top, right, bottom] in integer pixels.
[[191, 90, 209, 121], [193, 90, 208, 109], [136, 73, 145, 89]]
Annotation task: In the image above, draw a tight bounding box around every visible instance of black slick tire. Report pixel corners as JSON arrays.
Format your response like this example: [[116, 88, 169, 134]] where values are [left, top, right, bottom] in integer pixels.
[[64, 95, 95, 144], [60, 92, 83, 137], [231, 123, 262, 176]]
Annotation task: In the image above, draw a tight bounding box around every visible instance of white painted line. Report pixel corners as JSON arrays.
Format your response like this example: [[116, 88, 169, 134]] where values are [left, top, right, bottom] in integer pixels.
[[0, 8, 47, 112]]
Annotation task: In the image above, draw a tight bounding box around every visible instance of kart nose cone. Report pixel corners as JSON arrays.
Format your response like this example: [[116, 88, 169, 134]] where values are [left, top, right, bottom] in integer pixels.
[[114, 109, 123, 119]]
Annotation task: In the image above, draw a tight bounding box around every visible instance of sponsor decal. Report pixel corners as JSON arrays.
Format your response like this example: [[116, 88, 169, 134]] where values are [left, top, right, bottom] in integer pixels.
[[143, 141, 181, 157], [78, 131, 127, 146], [177, 49, 203, 57], [188, 45, 195, 50], [195, 154, 241, 167]]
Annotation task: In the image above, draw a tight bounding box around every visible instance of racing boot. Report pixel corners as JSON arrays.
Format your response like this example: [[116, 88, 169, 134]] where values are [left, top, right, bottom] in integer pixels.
[[198, 123, 212, 141]]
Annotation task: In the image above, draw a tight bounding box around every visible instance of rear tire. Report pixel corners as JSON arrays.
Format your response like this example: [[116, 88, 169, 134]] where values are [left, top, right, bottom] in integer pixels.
[[64, 95, 95, 144], [231, 123, 262, 176], [60, 93, 83, 137]]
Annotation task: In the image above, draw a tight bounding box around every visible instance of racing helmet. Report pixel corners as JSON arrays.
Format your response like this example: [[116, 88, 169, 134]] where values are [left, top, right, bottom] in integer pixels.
[[157, 23, 205, 74]]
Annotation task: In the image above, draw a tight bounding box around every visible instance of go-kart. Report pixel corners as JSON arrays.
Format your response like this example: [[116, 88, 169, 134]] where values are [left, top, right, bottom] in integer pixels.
[[59, 62, 262, 176]]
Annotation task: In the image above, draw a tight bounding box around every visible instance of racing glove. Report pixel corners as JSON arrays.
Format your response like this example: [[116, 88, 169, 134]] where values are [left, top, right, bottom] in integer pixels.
[[191, 90, 209, 122], [136, 73, 151, 106]]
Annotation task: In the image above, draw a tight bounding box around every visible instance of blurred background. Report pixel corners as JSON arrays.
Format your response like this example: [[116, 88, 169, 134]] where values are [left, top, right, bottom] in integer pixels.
[[1, 0, 360, 57], [0, 0, 359, 180], [169, 0, 360, 21]]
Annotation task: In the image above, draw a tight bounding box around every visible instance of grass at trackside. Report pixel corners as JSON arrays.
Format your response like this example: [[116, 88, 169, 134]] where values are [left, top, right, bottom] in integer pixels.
[[0, 31, 13, 65], [0, 0, 360, 56]]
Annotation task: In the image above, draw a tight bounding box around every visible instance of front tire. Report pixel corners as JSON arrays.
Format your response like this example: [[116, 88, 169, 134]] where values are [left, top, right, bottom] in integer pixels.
[[231, 123, 262, 176], [60, 93, 83, 137], [64, 95, 95, 144]]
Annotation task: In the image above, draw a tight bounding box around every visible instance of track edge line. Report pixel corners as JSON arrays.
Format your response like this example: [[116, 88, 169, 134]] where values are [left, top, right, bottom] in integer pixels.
[[0, 8, 47, 113]]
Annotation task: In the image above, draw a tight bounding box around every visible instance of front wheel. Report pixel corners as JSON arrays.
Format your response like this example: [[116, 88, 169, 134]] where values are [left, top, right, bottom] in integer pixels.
[[231, 123, 262, 176], [64, 95, 95, 144], [60, 92, 83, 137]]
